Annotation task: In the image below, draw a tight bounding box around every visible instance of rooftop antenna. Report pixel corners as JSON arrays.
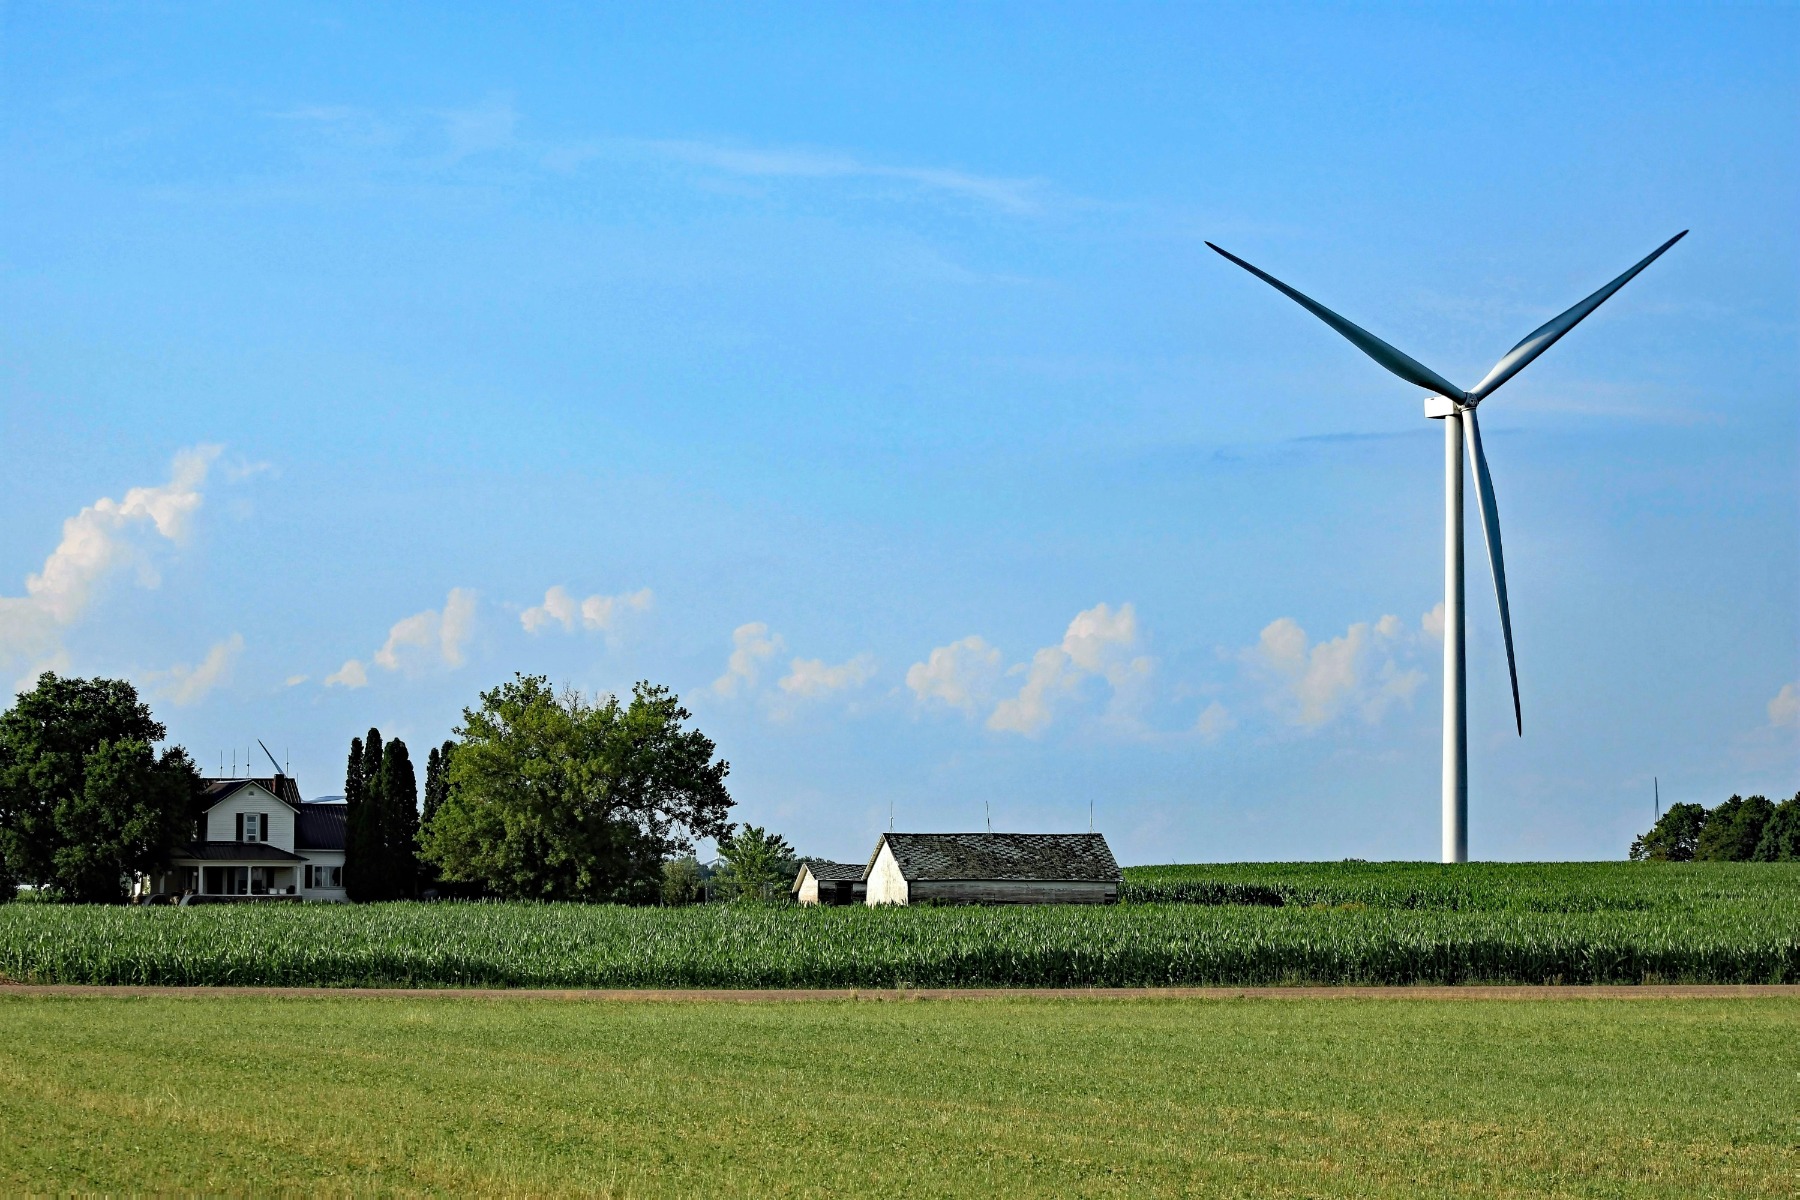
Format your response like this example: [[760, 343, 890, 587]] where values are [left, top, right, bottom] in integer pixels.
[[257, 739, 282, 776], [232, 749, 237, 775], [1090, 799, 1094, 833], [985, 800, 991, 833], [1210, 230, 1686, 861], [889, 801, 894, 832], [1655, 777, 1660, 820]]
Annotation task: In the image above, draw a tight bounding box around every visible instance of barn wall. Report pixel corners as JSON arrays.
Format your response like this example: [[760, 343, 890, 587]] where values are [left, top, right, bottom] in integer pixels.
[[864, 844, 909, 906], [795, 872, 820, 906], [909, 880, 1117, 905]]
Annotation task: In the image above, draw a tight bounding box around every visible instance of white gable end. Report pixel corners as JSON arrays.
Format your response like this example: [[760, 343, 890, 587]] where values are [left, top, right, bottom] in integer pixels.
[[205, 784, 296, 852]]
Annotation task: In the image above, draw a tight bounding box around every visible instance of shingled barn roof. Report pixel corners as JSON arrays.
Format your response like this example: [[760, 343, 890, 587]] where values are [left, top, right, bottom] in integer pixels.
[[868, 833, 1120, 883], [800, 861, 867, 883]]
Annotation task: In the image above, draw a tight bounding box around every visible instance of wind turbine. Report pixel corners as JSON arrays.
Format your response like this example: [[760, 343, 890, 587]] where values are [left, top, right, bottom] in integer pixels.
[[1208, 231, 1686, 863]]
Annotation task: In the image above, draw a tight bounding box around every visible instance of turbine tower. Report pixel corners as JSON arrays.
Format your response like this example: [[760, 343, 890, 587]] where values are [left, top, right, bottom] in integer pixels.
[[1209, 231, 1686, 862]]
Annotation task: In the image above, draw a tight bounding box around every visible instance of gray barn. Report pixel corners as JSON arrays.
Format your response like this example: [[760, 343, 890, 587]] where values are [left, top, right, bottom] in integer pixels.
[[863, 832, 1120, 906]]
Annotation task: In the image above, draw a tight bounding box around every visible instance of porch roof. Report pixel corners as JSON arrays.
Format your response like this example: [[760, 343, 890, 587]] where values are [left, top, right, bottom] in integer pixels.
[[174, 842, 306, 863]]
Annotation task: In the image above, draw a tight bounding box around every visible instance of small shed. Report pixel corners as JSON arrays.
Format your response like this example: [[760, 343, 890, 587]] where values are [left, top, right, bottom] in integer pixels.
[[792, 861, 868, 906], [863, 832, 1120, 906]]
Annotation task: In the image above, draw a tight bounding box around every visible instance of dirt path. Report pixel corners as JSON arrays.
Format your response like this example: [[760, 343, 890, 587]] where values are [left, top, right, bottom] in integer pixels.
[[3, 982, 1796, 1002]]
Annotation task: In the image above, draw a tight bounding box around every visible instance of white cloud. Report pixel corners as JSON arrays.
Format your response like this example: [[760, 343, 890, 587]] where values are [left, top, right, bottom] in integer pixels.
[[1770, 683, 1799, 729], [373, 587, 477, 671], [284, 674, 310, 688], [988, 603, 1154, 736], [906, 635, 1005, 713], [779, 654, 877, 698], [713, 622, 785, 698], [153, 634, 244, 706], [0, 446, 221, 674], [1244, 613, 1421, 727], [324, 659, 369, 689], [642, 138, 1047, 214], [327, 587, 476, 688], [521, 585, 653, 636], [1421, 602, 1446, 641], [1195, 700, 1236, 743]]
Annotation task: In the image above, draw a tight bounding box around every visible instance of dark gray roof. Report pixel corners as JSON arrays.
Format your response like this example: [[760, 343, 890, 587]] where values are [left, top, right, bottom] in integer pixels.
[[795, 861, 867, 884], [295, 804, 347, 852], [202, 776, 303, 811], [869, 833, 1120, 883], [175, 841, 306, 862]]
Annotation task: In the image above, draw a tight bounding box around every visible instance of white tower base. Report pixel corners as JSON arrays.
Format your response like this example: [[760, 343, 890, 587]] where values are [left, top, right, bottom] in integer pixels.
[[1442, 409, 1468, 863]]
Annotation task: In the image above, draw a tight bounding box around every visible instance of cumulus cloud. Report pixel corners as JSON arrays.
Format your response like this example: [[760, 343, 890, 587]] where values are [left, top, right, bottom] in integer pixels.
[[324, 659, 369, 689], [1194, 700, 1236, 743], [152, 634, 244, 706], [0, 446, 221, 675], [1421, 602, 1446, 641], [780, 654, 877, 698], [1245, 613, 1423, 727], [520, 585, 653, 636], [713, 622, 785, 698], [373, 587, 477, 670], [1770, 683, 1799, 729], [988, 603, 1155, 736], [906, 635, 1005, 713], [327, 588, 476, 689]]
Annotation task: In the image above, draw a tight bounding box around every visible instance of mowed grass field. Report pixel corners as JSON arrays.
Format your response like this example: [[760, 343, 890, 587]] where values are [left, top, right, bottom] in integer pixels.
[[1, 992, 1794, 1196]]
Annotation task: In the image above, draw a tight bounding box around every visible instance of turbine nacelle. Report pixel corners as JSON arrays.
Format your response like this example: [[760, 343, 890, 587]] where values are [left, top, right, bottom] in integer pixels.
[[1423, 394, 1465, 419]]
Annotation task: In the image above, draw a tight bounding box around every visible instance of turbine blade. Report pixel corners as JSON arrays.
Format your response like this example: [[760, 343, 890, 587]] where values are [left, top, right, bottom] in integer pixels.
[[1463, 409, 1522, 735], [1206, 242, 1466, 400], [1469, 231, 1688, 401]]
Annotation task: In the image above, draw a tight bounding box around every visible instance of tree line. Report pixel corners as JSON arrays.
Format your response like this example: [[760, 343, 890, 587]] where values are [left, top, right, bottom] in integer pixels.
[[0, 670, 761, 904], [1629, 792, 1800, 862]]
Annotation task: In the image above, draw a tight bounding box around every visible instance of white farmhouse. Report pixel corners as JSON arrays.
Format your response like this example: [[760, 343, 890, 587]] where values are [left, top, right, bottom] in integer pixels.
[[145, 776, 349, 901], [863, 832, 1121, 906]]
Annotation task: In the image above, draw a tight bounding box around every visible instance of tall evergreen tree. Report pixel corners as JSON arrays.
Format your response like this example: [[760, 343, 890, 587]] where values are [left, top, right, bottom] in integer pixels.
[[422, 741, 455, 825], [379, 738, 419, 899], [345, 729, 385, 901]]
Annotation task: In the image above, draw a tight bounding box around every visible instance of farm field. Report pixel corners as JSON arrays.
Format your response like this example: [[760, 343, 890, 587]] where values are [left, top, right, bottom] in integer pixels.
[[1, 861, 1796, 989], [1, 992, 1794, 1196]]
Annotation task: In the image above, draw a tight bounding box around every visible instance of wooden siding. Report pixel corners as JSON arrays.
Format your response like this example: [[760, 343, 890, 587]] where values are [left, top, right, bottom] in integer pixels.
[[909, 880, 1117, 905], [204, 784, 296, 851], [795, 871, 821, 905], [865, 842, 910, 906]]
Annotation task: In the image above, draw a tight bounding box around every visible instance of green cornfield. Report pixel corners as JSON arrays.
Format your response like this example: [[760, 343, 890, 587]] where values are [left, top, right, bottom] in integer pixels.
[[1, 861, 1794, 988]]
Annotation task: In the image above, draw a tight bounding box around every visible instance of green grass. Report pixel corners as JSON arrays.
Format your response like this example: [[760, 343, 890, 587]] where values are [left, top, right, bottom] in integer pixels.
[[0, 993, 1793, 1196], [2, 862, 1795, 988]]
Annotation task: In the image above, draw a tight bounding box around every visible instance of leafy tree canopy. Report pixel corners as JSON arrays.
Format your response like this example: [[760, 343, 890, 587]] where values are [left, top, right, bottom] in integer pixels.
[[712, 824, 799, 903], [420, 675, 732, 902], [1629, 802, 1707, 862], [0, 673, 202, 902], [1631, 793, 1799, 863], [1752, 794, 1800, 862]]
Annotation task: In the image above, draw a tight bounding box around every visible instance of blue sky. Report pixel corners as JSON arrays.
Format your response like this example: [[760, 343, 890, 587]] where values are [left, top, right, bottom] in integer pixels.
[[2, 3, 1794, 863]]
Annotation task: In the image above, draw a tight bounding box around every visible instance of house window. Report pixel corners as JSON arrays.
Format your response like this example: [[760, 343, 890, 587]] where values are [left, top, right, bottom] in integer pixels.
[[238, 812, 265, 843], [305, 865, 342, 889]]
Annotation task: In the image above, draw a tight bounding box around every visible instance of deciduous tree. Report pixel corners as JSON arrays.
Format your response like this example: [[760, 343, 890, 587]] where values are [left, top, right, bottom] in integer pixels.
[[0, 673, 202, 902], [421, 675, 732, 902]]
